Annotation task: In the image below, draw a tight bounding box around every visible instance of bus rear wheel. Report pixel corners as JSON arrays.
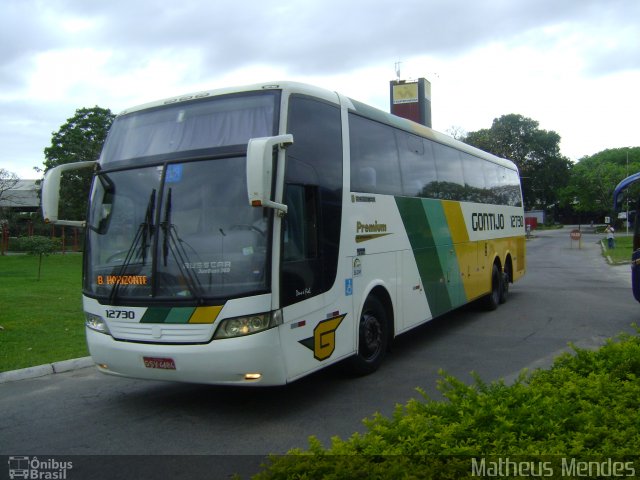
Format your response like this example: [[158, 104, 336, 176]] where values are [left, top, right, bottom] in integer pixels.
[[347, 296, 388, 376], [499, 271, 509, 304], [482, 264, 502, 311]]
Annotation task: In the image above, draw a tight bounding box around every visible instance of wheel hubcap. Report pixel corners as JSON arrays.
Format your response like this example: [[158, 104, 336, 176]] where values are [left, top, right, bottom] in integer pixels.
[[361, 314, 382, 358]]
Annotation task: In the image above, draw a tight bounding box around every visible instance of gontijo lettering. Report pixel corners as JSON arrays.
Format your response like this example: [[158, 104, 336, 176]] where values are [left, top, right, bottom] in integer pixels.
[[471, 213, 505, 231]]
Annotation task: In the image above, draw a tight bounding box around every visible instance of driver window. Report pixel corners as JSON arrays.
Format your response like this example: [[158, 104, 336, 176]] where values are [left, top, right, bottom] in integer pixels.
[[283, 184, 318, 262]]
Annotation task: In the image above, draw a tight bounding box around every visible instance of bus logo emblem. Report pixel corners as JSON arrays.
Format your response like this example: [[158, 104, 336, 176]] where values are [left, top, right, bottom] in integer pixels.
[[299, 314, 346, 361]]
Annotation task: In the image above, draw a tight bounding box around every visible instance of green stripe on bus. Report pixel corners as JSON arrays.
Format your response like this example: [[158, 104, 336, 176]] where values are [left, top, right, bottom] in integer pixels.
[[165, 307, 196, 324], [140, 307, 195, 324], [421, 200, 467, 309], [140, 307, 171, 323], [395, 197, 452, 316]]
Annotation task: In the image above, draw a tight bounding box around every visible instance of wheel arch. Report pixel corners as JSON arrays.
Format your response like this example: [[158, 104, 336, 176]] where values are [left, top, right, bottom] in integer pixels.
[[491, 253, 503, 272], [359, 283, 395, 343], [504, 252, 514, 283]]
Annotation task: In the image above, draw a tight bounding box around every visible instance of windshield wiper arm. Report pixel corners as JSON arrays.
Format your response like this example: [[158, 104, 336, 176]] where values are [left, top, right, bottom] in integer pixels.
[[160, 187, 203, 299], [141, 189, 156, 265], [162, 188, 172, 267]]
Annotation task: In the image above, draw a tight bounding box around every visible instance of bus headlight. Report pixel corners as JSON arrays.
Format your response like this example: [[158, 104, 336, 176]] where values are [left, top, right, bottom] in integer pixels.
[[214, 312, 276, 339], [85, 312, 110, 335]]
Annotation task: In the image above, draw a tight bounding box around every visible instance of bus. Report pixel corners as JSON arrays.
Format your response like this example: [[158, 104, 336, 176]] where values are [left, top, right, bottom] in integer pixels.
[[613, 172, 640, 302], [42, 81, 526, 385]]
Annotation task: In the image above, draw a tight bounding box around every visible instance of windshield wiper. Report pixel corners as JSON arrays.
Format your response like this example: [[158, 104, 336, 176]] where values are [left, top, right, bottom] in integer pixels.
[[160, 187, 203, 299], [140, 189, 156, 265], [109, 189, 156, 304], [162, 187, 171, 267]]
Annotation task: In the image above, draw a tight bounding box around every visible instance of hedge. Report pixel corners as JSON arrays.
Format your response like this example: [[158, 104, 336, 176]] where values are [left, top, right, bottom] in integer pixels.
[[252, 329, 640, 479]]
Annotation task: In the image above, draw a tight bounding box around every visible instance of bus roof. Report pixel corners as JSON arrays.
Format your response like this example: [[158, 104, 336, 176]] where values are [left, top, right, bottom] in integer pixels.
[[117, 81, 518, 172], [116, 81, 340, 116]]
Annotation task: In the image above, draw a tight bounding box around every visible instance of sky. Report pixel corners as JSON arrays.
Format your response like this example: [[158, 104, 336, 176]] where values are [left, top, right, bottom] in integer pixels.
[[1, 0, 638, 179]]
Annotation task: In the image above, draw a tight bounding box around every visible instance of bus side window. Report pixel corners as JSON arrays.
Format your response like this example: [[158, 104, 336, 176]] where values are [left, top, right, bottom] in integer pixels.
[[461, 153, 487, 203], [283, 184, 318, 262], [433, 142, 464, 200], [398, 132, 436, 198], [359, 167, 377, 190], [504, 168, 523, 207], [482, 161, 501, 205], [349, 114, 402, 195]]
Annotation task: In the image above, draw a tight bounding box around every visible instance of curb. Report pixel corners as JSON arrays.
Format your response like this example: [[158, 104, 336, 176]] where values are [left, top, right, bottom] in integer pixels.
[[599, 239, 630, 266], [0, 356, 93, 384], [599, 239, 613, 264]]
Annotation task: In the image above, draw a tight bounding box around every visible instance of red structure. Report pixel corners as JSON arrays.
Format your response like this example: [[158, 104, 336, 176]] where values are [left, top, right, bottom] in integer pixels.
[[389, 78, 432, 128], [1, 223, 8, 255], [525, 217, 538, 230]]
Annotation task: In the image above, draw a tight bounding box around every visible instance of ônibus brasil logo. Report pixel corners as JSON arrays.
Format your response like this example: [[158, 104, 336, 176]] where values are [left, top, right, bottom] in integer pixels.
[[8, 456, 73, 479]]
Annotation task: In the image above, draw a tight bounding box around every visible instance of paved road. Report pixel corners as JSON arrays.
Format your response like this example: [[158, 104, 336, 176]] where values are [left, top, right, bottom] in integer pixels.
[[1, 228, 637, 478]]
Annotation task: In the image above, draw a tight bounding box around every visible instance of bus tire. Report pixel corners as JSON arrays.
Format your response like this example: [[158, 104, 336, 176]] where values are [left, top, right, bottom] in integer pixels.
[[482, 264, 501, 311], [499, 271, 509, 304], [347, 296, 388, 376]]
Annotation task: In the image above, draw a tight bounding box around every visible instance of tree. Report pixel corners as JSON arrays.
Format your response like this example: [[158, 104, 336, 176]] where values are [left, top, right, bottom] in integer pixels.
[[445, 125, 467, 141], [0, 168, 19, 204], [560, 147, 640, 219], [21, 235, 61, 280], [43, 107, 115, 221], [464, 114, 571, 212]]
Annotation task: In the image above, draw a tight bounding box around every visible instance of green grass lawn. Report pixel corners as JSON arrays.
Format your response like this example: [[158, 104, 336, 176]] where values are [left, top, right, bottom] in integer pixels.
[[603, 234, 633, 264], [0, 254, 87, 372]]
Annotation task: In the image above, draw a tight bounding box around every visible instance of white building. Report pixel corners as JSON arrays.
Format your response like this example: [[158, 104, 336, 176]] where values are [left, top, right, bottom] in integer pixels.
[[0, 179, 40, 212]]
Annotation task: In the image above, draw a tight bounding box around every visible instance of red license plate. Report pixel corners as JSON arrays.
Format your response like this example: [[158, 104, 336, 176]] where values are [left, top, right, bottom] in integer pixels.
[[143, 356, 176, 370]]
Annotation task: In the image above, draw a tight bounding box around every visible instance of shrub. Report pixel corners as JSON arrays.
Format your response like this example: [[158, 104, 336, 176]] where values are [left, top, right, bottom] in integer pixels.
[[253, 331, 640, 479]]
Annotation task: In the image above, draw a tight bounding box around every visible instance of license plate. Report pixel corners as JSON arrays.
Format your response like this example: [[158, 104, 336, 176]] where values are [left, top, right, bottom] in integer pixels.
[[143, 356, 176, 370]]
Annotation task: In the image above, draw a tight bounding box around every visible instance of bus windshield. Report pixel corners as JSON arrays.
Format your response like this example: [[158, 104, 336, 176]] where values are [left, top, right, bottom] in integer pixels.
[[101, 92, 277, 166], [85, 159, 271, 302], [83, 91, 279, 303]]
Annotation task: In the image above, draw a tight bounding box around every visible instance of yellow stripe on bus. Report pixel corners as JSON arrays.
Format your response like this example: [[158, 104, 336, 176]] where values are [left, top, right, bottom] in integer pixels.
[[442, 200, 487, 301], [441, 200, 469, 243], [189, 305, 224, 324]]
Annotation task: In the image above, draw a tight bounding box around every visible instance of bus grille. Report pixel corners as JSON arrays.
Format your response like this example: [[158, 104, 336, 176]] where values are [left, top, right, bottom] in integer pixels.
[[108, 321, 215, 344]]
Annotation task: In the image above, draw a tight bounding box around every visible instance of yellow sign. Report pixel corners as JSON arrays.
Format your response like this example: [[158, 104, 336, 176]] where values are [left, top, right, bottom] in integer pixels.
[[393, 83, 418, 104]]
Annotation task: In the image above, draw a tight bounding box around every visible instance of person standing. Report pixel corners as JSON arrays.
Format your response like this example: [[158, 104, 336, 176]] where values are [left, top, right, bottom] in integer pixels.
[[606, 224, 615, 249]]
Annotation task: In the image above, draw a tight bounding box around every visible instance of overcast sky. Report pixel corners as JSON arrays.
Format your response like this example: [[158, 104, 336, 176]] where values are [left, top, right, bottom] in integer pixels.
[[1, 0, 638, 179]]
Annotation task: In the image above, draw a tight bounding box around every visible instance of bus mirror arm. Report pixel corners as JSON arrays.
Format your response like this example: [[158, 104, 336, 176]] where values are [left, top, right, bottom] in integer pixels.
[[42, 160, 97, 227], [246, 135, 293, 215]]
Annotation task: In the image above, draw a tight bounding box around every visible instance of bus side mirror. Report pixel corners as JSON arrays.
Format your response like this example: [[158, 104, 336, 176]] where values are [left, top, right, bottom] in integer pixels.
[[42, 160, 97, 227], [246, 135, 293, 214]]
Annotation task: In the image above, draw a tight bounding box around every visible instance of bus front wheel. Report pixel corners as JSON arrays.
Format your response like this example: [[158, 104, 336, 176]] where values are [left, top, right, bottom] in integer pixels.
[[347, 296, 388, 376]]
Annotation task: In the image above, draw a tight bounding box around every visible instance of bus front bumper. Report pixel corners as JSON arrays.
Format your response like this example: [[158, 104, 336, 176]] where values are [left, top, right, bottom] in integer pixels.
[[86, 327, 288, 386]]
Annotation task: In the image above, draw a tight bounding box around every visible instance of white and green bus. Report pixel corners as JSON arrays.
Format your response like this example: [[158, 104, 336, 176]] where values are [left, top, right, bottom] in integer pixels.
[[42, 81, 525, 385]]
